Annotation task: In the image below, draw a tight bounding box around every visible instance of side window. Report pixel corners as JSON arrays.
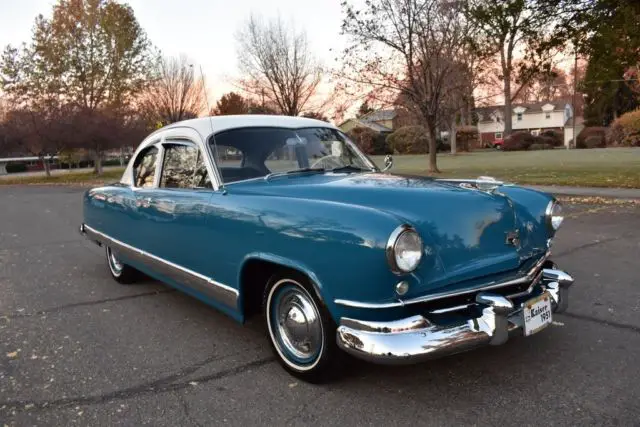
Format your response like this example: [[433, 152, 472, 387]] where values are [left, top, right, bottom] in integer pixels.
[[133, 146, 159, 188], [212, 145, 243, 168], [160, 143, 212, 189]]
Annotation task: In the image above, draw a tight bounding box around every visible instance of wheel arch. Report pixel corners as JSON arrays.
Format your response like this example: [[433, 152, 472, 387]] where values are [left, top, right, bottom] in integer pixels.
[[237, 253, 328, 323]]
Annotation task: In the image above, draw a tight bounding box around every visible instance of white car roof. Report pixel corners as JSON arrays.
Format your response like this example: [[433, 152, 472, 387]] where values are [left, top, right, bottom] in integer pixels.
[[121, 115, 338, 189], [160, 115, 336, 139]]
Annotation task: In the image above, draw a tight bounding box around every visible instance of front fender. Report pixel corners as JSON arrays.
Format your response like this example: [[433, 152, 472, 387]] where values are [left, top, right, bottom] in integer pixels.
[[224, 194, 406, 323], [499, 185, 555, 245]]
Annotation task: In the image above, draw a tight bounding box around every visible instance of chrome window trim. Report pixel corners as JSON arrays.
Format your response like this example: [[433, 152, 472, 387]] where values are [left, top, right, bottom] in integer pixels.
[[152, 143, 165, 189], [124, 126, 223, 191], [83, 224, 238, 309], [130, 142, 162, 190], [334, 251, 550, 309]]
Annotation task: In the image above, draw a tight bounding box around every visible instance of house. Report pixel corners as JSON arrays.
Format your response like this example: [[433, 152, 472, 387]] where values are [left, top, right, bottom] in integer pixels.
[[339, 109, 398, 135], [475, 101, 576, 147]]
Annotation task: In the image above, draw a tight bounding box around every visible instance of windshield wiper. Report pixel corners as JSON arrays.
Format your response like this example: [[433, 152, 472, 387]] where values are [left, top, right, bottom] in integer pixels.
[[330, 165, 369, 173], [264, 167, 325, 181]]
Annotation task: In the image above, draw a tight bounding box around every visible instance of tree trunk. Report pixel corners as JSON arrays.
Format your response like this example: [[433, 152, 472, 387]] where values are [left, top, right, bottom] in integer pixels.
[[42, 156, 51, 177], [94, 151, 103, 175], [504, 76, 513, 137], [450, 118, 457, 155], [426, 123, 440, 173]]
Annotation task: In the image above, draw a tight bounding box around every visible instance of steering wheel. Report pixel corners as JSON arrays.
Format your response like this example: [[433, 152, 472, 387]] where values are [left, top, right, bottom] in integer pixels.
[[310, 155, 343, 170]]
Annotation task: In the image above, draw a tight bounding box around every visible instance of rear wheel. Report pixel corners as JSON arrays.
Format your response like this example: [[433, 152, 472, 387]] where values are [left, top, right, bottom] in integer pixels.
[[106, 246, 139, 284], [264, 272, 343, 383]]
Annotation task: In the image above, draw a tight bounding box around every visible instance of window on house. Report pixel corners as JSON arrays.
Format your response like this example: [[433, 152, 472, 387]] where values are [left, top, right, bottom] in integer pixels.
[[495, 132, 503, 140], [545, 112, 551, 119], [517, 113, 523, 121], [531, 129, 540, 136]]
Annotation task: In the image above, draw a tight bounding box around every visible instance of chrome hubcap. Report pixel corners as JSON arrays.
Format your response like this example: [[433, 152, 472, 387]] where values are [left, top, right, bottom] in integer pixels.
[[274, 286, 323, 362], [107, 247, 123, 274]]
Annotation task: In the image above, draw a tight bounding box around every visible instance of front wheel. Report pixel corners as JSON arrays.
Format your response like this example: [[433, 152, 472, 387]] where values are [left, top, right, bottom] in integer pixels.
[[106, 246, 140, 284], [264, 273, 343, 383]]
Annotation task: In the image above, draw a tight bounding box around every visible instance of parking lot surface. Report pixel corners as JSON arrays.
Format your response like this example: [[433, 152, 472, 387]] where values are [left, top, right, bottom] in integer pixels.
[[1, 186, 639, 426]]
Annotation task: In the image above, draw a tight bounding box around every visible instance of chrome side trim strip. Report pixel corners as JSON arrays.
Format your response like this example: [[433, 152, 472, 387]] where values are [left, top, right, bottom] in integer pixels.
[[334, 251, 550, 309], [82, 225, 238, 309]]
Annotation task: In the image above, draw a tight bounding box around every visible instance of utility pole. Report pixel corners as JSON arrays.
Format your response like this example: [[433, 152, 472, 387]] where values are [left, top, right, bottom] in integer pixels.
[[570, 45, 578, 150]]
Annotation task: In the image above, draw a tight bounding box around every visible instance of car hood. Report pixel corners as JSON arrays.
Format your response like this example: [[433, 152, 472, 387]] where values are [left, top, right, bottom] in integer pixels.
[[230, 173, 549, 292]]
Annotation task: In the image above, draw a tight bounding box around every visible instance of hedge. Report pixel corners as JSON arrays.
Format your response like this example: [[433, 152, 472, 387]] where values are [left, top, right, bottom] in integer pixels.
[[576, 127, 607, 149], [540, 129, 563, 147], [529, 142, 555, 150], [6, 162, 28, 173], [502, 132, 537, 151], [455, 126, 478, 152], [347, 127, 387, 155], [608, 109, 640, 147], [386, 126, 429, 154]]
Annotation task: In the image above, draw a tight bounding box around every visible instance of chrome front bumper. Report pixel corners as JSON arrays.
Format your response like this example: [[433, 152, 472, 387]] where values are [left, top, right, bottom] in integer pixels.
[[336, 268, 574, 365]]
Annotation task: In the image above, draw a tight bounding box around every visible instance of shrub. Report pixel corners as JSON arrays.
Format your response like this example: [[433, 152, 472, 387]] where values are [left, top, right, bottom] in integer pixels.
[[584, 135, 605, 149], [608, 109, 640, 147], [502, 131, 536, 151], [6, 162, 28, 173], [103, 158, 124, 166], [540, 129, 563, 147], [386, 126, 429, 154], [347, 127, 378, 154], [576, 127, 607, 148], [529, 143, 554, 150], [455, 126, 478, 152], [437, 140, 451, 152]]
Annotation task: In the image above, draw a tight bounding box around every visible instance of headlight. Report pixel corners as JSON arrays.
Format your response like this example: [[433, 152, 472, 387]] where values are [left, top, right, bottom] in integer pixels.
[[386, 225, 423, 274], [546, 201, 564, 235]]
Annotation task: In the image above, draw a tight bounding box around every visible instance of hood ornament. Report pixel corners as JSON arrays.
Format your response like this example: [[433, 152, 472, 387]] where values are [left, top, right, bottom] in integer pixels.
[[475, 176, 502, 192]]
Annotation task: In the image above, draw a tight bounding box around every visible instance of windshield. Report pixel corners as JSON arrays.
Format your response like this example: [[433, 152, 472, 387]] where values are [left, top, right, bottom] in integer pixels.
[[209, 127, 375, 184]]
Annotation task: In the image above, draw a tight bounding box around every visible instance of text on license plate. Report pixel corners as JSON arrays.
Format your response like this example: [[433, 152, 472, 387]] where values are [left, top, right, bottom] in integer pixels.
[[523, 293, 552, 336]]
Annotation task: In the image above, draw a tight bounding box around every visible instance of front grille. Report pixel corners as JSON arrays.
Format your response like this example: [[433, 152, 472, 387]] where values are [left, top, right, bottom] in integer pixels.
[[419, 268, 544, 314]]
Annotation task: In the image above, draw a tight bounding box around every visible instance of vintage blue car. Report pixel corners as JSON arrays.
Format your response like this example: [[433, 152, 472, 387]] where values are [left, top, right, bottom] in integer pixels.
[[81, 115, 574, 382]]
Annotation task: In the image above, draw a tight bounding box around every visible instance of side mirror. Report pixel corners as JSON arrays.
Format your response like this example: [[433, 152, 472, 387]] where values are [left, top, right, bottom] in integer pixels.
[[382, 155, 393, 172]]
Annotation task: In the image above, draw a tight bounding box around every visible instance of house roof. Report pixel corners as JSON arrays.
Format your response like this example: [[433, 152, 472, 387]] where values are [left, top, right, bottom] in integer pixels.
[[360, 109, 397, 122], [475, 101, 569, 122], [339, 118, 392, 133]]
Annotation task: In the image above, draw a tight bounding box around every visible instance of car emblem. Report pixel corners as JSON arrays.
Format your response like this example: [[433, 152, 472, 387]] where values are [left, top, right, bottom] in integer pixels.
[[505, 230, 520, 247]]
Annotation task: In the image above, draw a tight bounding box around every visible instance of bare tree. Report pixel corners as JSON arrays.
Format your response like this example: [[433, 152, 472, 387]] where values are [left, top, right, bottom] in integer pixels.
[[236, 15, 323, 116], [139, 55, 205, 126], [341, 0, 471, 172]]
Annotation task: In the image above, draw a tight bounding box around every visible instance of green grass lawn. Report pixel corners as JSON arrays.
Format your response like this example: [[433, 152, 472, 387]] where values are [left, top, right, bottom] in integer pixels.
[[372, 147, 640, 188], [1, 147, 639, 188]]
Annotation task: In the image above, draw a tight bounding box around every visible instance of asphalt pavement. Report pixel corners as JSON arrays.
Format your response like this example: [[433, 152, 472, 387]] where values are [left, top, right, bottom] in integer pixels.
[[1, 186, 639, 426]]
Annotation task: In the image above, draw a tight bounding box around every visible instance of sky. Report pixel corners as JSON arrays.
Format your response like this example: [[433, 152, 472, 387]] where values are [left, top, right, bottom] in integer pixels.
[[0, 0, 347, 102]]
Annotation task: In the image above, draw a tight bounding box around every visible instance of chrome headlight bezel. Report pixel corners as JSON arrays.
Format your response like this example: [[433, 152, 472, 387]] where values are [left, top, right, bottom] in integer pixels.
[[386, 225, 423, 275], [545, 200, 564, 235]]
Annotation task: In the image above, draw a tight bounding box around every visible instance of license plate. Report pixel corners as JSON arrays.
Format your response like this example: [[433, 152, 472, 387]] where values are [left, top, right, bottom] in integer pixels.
[[523, 293, 552, 336]]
